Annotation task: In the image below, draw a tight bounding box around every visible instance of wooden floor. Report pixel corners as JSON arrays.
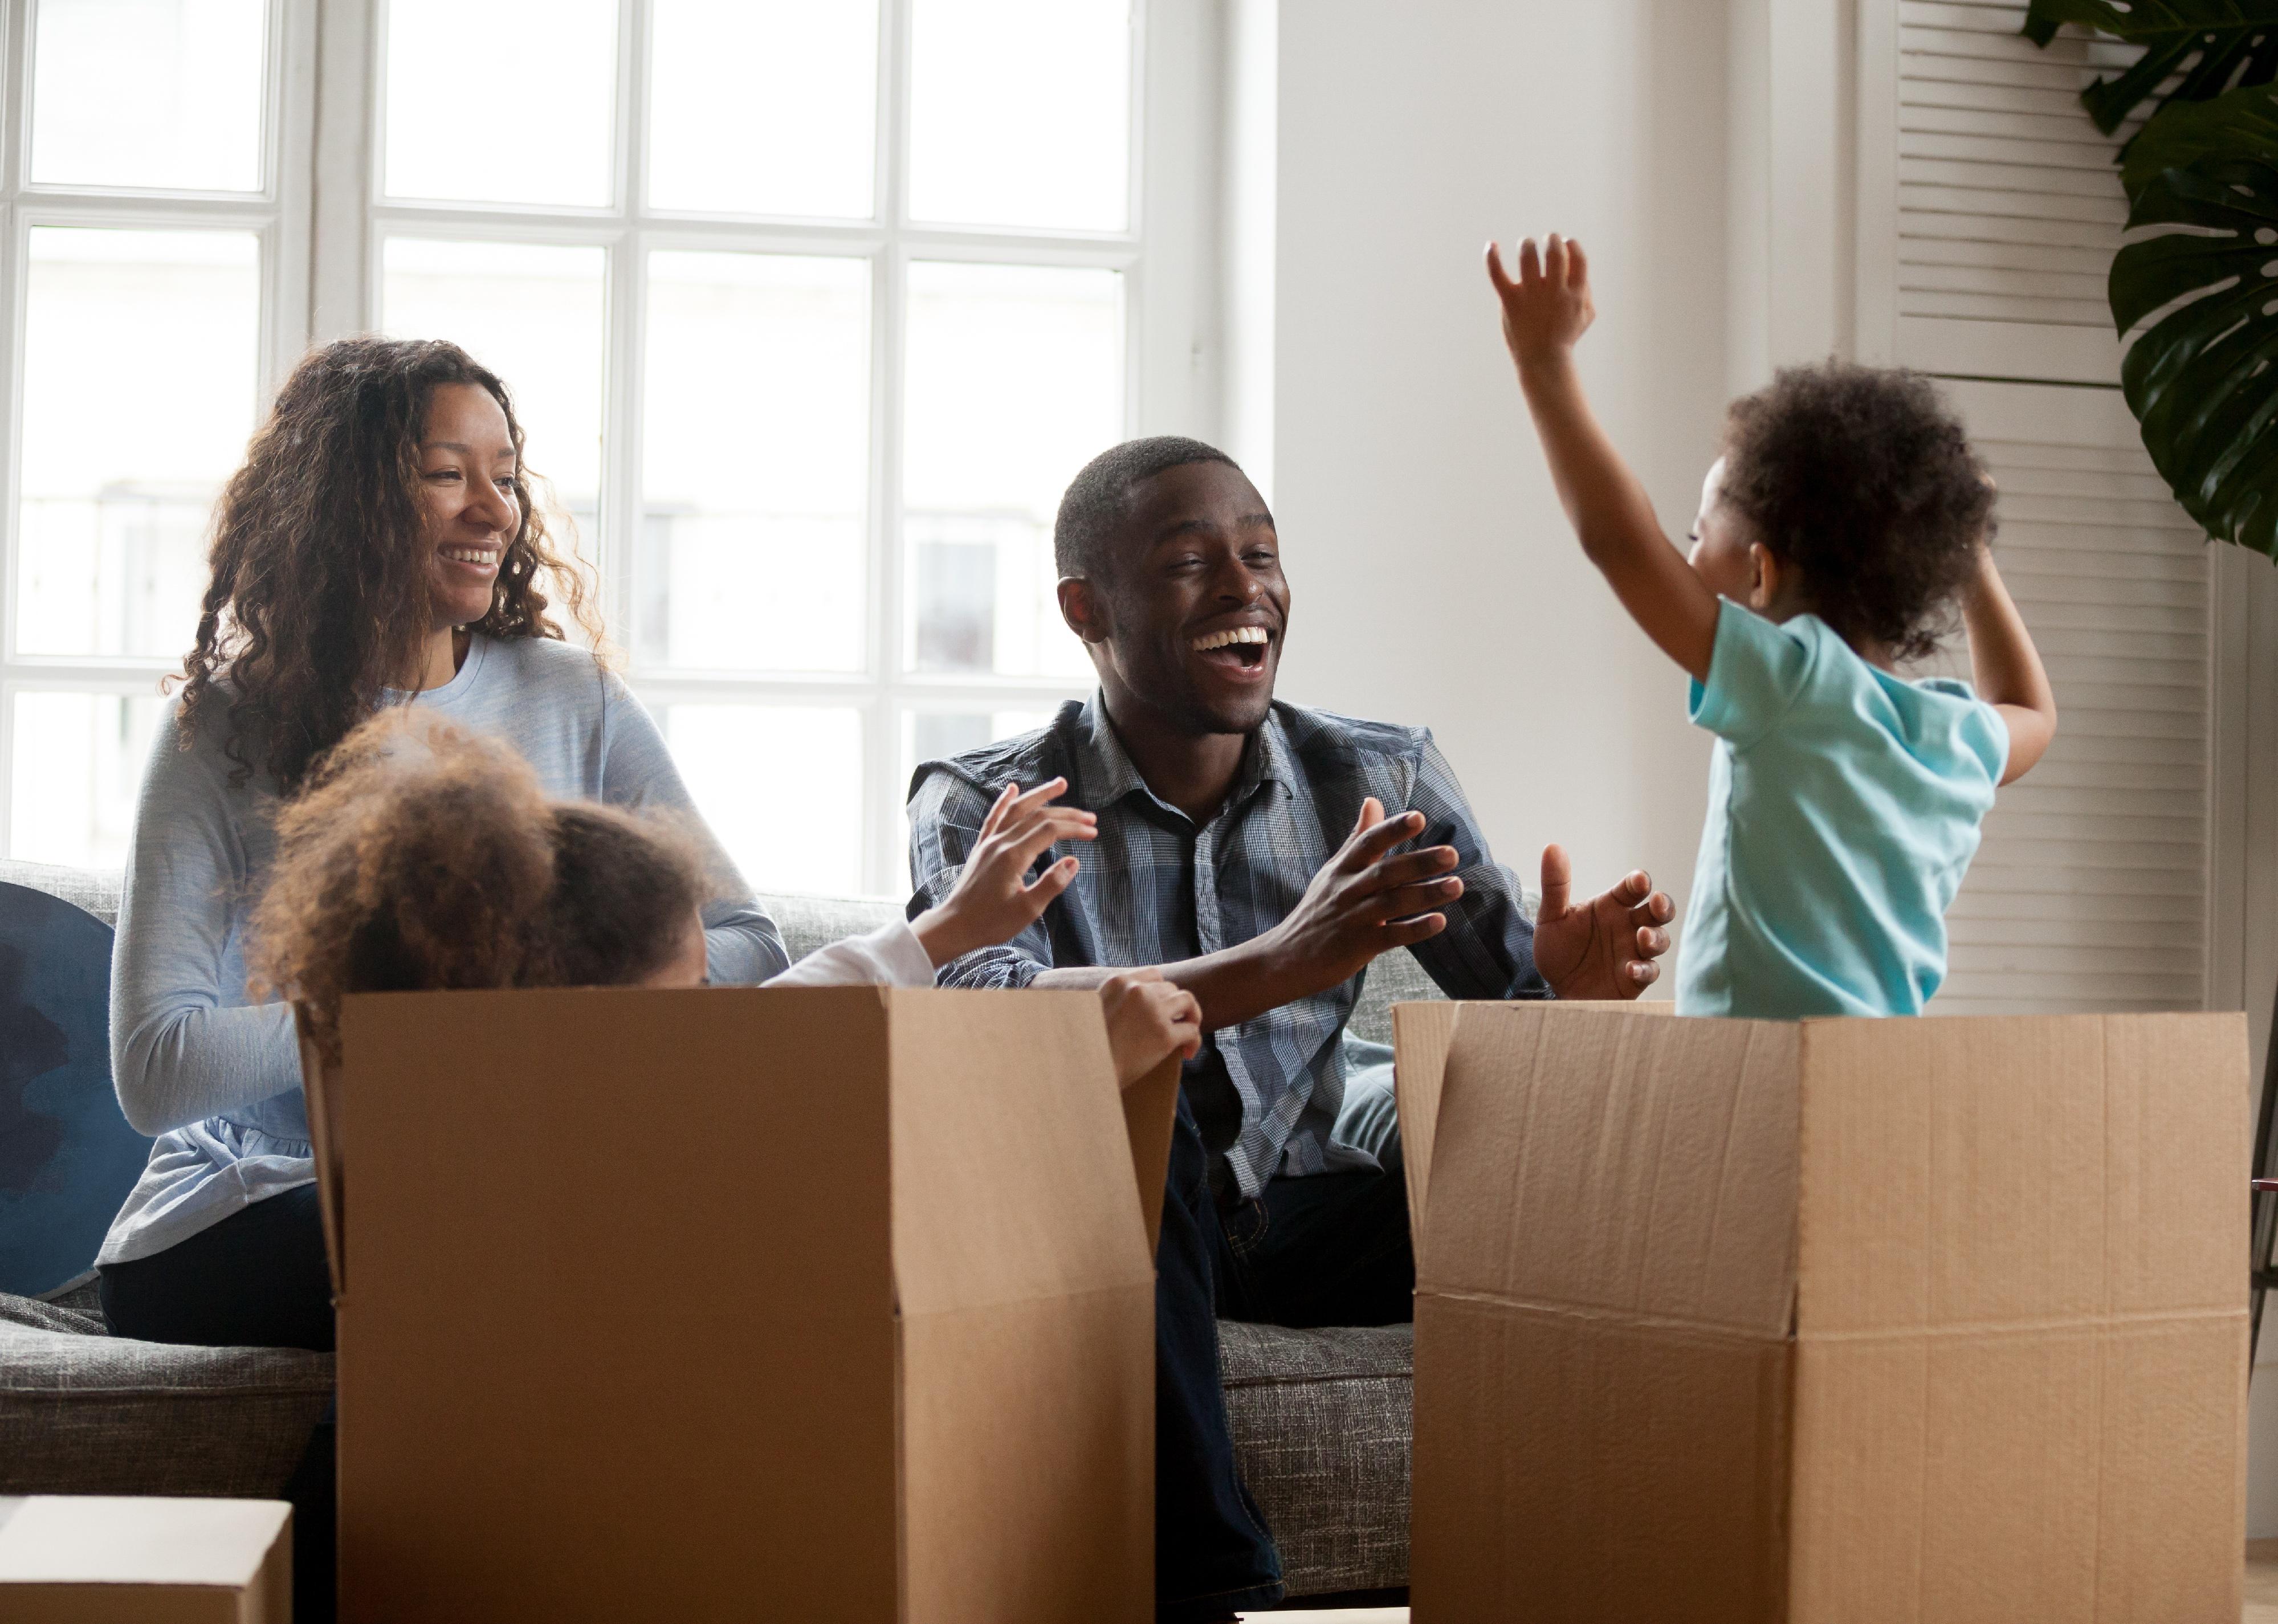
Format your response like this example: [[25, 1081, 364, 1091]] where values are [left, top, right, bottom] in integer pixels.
[[1265, 1547, 2278, 1622]]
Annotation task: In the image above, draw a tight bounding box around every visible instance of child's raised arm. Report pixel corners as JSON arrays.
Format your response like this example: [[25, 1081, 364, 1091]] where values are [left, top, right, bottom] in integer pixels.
[[1488, 236, 1721, 682], [1960, 545, 2056, 785]]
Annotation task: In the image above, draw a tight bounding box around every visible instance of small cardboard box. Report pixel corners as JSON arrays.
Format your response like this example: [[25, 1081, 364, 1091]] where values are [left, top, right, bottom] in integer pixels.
[[317, 986, 1175, 1624], [0, 1496, 291, 1623], [1393, 1002, 2249, 1623]]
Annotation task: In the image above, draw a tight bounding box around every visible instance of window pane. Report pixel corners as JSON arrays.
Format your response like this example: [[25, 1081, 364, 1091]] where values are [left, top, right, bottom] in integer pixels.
[[642, 252, 869, 673], [648, 0, 877, 218], [903, 262, 1121, 679], [908, 0, 1130, 230], [904, 706, 1062, 782], [381, 238, 606, 554], [9, 692, 163, 866], [897, 706, 1063, 883], [31, 0, 267, 191], [662, 704, 864, 896], [17, 228, 259, 660], [384, 0, 617, 207]]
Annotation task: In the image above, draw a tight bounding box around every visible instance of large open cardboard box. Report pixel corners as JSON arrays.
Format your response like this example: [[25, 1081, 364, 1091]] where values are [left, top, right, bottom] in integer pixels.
[[312, 985, 1176, 1623], [0, 1496, 291, 1623], [1393, 1002, 2249, 1622]]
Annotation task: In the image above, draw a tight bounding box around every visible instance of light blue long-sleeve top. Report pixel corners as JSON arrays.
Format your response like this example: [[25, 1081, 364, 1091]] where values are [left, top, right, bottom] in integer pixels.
[[95, 633, 892, 1266]]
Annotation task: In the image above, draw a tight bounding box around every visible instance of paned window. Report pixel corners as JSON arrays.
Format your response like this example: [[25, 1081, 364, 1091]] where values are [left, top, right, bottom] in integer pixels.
[[0, 0, 311, 869], [2, 0, 1202, 895]]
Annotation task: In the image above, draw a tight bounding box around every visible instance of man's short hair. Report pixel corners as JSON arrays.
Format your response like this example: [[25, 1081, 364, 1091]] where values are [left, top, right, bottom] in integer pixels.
[[1053, 435, 1240, 582]]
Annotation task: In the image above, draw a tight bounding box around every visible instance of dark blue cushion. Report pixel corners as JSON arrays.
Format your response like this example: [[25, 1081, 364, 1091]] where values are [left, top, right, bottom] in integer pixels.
[[0, 882, 145, 1296]]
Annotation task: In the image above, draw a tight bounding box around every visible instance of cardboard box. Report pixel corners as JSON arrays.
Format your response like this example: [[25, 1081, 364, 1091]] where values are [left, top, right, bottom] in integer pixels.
[[317, 986, 1176, 1624], [1393, 1002, 2249, 1622], [0, 1496, 291, 1623]]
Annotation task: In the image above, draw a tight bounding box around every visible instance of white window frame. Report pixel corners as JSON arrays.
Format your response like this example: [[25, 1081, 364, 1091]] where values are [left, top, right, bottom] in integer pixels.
[[306, 0, 1218, 895], [0, 0, 316, 857]]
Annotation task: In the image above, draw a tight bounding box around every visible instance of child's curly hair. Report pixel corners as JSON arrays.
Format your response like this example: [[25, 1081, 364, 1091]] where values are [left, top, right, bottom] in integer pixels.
[[1719, 362, 1992, 664], [247, 712, 708, 1068]]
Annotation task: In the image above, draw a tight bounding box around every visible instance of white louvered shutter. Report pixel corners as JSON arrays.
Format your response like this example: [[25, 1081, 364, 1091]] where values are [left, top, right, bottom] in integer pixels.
[[1891, 0, 2144, 384], [1868, 2, 2211, 1013], [1929, 381, 2210, 1014]]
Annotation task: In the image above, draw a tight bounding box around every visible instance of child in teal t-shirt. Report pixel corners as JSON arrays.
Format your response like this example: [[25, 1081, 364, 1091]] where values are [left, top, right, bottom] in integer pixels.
[[1486, 234, 2057, 1017]]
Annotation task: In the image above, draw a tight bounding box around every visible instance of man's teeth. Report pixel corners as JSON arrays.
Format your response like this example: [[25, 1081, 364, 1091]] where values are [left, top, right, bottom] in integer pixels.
[[1190, 626, 1270, 652], [441, 548, 496, 565]]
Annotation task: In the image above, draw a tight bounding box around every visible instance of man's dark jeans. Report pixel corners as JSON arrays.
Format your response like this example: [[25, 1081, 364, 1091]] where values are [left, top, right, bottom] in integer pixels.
[[1155, 1087, 1414, 1621]]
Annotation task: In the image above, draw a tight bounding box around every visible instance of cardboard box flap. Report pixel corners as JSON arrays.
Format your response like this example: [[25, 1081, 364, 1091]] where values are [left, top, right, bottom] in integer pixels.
[[1392, 1000, 1675, 1273], [890, 990, 1159, 1319], [340, 985, 904, 1622], [294, 1008, 345, 1302], [1787, 1013, 2250, 1621], [1424, 1006, 1799, 1338], [1795, 1012, 2248, 1339], [1391, 1001, 1461, 1274], [342, 984, 899, 1319]]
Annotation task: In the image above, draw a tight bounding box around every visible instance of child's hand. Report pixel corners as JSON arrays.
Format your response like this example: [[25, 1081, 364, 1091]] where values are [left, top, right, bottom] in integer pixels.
[[912, 778, 1096, 968], [1099, 968, 1203, 1088], [1486, 235, 1595, 369]]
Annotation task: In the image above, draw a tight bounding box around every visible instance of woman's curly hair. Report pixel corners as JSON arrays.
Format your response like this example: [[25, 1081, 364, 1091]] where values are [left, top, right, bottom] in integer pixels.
[[1719, 362, 1992, 663], [176, 336, 604, 794], [247, 714, 708, 1069]]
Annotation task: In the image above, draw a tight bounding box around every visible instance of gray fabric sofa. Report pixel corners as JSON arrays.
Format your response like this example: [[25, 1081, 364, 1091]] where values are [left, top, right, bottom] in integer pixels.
[[0, 860, 1441, 1601]]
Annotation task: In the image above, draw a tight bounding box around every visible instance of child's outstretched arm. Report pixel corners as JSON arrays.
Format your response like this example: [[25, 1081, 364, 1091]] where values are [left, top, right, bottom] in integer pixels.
[[1487, 235, 1719, 682], [1960, 546, 2056, 785]]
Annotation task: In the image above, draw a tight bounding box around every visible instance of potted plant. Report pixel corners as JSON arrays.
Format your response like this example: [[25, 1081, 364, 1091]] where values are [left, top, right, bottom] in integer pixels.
[[2024, 0, 2278, 1350]]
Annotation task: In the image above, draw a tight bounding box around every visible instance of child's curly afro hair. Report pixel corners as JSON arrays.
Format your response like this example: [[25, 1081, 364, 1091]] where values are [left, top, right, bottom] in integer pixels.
[[1719, 362, 1992, 664], [247, 711, 712, 1068]]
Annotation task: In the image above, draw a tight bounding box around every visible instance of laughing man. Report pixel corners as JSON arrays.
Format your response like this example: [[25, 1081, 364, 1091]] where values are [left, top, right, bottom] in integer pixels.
[[905, 436, 1675, 1621]]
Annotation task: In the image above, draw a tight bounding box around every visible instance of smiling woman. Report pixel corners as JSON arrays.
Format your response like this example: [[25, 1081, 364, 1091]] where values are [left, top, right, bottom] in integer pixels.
[[100, 335, 793, 1324], [79, 337, 802, 1623], [174, 337, 602, 794]]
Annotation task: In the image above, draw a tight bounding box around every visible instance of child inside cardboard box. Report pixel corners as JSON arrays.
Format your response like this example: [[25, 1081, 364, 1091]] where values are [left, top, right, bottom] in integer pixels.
[[1486, 235, 2060, 1018], [250, 713, 1196, 1624], [254, 711, 1203, 1089]]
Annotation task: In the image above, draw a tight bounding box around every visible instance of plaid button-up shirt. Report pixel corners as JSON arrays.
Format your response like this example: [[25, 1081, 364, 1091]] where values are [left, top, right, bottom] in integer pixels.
[[906, 694, 1550, 1200]]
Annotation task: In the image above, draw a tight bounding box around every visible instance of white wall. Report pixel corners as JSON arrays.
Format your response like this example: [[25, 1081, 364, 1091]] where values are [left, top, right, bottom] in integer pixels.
[[1266, 0, 1729, 946]]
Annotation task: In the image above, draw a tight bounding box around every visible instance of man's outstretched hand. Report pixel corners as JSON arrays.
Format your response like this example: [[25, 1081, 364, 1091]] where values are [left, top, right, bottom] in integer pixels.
[[1531, 843, 1674, 1000], [1265, 797, 1462, 998]]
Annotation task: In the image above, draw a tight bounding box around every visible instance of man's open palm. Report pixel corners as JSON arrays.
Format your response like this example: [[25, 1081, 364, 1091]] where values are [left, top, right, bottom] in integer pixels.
[[1530, 843, 1675, 999]]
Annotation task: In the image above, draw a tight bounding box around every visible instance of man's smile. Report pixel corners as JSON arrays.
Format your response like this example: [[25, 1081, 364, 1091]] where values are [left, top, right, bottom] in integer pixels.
[[1188, 622, 1274, 678]]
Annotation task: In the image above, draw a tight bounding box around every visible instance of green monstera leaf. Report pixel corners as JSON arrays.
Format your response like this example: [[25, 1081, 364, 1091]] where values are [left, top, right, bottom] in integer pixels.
[[2022, 1, 2278, 136], [2121, 72, 2278, 189], [2109, 81, 2278, 554]]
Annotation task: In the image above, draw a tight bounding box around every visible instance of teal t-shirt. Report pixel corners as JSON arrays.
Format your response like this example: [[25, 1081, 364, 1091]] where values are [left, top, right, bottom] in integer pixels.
[[1674, 600, 2009, 1018]]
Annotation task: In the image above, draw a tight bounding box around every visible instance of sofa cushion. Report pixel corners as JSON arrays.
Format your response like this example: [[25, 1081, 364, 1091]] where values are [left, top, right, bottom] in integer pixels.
[[1347, 949, 1441, 1048], [1218, 1320, 1412, 1597], [0, 1284, 333, 1500], [0, 860, 122, 929], [2, 880, 150, 1299], [755, 891, 901, 965]]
